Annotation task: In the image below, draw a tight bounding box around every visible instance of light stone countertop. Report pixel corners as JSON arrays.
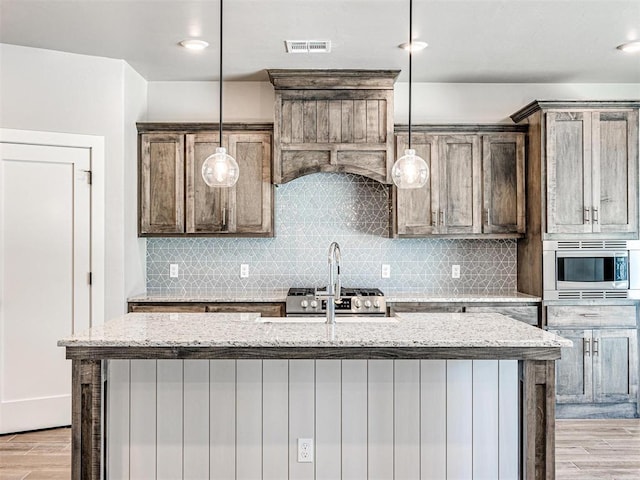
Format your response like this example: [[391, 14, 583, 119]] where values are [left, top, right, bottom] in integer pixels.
[[127, 290, 541, 304], [59, 312, 568, 349]]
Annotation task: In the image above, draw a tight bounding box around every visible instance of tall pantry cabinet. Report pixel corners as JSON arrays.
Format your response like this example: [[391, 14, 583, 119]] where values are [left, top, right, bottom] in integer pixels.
[[511, 100, 640, 418]]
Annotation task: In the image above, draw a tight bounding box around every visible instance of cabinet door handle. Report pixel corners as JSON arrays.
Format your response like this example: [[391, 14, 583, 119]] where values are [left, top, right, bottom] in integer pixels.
[[440, 210, 445, 227], [580, 313, 600, 317], [593, 338, 599, 356], [584, 338, 591, 356], [222, 206, 227, 229], [584, 208, 591, 224], [593, 207, 598, 224], [432, 211, 437, 227], [485, 209, 491, 226]]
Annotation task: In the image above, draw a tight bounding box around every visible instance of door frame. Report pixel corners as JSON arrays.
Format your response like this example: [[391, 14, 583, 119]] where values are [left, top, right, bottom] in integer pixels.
[[0, 128, 105, 327]]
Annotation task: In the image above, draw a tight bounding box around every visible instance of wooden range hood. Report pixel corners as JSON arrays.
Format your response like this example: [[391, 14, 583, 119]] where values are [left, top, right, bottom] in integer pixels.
[[267, 69, 400, 184]]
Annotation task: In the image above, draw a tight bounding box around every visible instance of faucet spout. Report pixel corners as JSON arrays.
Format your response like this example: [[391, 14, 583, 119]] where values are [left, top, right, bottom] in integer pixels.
[[316, 242, 342, 325]]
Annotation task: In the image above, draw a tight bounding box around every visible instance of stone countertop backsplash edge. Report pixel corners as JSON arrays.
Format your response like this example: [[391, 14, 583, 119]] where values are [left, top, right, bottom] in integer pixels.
[[127, 290, 541, 303]]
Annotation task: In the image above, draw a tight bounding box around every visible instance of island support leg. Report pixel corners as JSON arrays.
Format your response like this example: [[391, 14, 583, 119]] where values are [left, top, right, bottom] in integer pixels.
[[521, 360, 556, 480], [72, 359, 102, 480]]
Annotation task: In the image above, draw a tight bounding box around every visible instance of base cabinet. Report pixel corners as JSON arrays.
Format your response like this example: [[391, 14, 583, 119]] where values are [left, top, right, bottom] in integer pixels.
[[128, 302, 285, 317], [547, 304, 639, 418]]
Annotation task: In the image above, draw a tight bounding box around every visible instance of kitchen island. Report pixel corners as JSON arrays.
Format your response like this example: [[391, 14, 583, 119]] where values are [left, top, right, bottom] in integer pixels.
[[59, 312, 570, 480]]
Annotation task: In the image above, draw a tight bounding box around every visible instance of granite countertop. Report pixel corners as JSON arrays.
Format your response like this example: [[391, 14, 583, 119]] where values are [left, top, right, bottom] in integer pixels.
[[59, 312, 568, 349], [127, 290, 541, 304]]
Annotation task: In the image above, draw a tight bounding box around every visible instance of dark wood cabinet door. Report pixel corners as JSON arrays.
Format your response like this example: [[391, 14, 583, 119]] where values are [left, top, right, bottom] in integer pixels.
[[551, 328, 593, 404], [438, 135, 481, 234], [546, 111, 593, 234], [227, 133, 273, 235], [140, 133, 185, 234], [592, 328, 639, 404], [482, 133, 525, 234], [592, 110, 638, 235], [185, 133, 227, 233], [393, 133, 439, 236]]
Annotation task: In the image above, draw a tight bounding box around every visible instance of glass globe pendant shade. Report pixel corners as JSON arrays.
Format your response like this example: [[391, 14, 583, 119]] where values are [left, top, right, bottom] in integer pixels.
[[392, 148, 429, 189], [201, 147, 239, 187]]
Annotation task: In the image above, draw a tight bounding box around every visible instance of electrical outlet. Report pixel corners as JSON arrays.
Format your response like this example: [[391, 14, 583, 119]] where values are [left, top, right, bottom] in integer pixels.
[[381, 264, 391, 279], [451, 264, 461, 279], [297, 438, 313, 463], [169, 264, 179, 278], [240, 264, 249, 278]]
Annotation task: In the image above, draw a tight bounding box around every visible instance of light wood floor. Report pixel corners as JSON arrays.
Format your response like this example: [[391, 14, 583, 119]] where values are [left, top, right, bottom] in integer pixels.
[[0, 420, 638, 479]]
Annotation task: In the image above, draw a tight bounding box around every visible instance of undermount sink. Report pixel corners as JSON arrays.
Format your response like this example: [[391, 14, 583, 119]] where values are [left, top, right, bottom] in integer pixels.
[[257, 316, 399, 324]]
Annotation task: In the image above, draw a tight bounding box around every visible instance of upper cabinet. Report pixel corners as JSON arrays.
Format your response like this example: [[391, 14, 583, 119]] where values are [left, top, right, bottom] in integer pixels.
[[268, 69, 399, 184], [547, 110, 638, 235], [512, 101, 639, 239], [139, 124, 273, 237], [392, 127, 525, 238]]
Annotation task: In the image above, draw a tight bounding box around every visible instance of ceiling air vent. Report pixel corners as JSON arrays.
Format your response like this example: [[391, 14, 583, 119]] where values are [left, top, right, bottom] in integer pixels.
[[285, 40, 331, 53]]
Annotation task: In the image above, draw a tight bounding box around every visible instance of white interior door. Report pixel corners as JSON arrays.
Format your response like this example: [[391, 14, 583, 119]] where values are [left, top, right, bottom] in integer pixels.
[[0, 142, 91, 434]]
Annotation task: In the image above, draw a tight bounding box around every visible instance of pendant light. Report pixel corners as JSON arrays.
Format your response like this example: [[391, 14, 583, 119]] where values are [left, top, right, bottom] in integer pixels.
[[202, 0, 239, 188], [391, 0, 429, 189]]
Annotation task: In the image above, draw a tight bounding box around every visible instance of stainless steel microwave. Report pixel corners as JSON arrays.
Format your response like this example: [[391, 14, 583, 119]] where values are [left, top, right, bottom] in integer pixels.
[[543, 240, 640, 300]]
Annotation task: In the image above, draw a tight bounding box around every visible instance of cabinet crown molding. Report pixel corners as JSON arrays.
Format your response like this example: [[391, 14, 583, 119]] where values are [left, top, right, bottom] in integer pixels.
[[267, 69, 400, 90], [510, 100, 640, 123], [137, 122, 273, 133]]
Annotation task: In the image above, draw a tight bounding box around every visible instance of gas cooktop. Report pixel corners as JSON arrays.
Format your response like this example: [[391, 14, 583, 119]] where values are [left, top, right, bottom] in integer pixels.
[[285, 287, 386, 316]]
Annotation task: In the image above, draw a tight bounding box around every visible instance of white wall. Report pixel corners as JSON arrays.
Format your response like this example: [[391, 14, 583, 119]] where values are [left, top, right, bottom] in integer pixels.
[[123, 64, 148, 299], [148, 80, 640, 124], [0, 44, 148, 319], [147, 81, 275, 122]]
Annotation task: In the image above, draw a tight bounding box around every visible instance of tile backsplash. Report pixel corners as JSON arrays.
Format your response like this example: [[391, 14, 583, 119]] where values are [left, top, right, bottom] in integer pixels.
[[147, 173, 516, 294]]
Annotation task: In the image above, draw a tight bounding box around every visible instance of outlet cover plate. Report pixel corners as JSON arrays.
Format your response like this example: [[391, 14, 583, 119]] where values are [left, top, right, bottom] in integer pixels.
[[297, 438, 313, 463], [169, 264, 179, 278], [240, 264, 249, 278], [381, 264, 391, 279], [451, 264, 461, 279]]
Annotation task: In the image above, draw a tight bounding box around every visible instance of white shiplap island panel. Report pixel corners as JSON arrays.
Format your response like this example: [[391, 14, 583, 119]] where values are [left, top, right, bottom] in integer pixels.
[[106, 358, 519, 480], [60, 312, 569, 480]]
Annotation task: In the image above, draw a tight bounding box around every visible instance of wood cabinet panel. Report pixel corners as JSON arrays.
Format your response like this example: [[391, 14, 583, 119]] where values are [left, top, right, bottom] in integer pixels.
[[593, 328, 639, 404], [546, 305, 637, 329], [393, 130, 524, 238], [545, 109, 638, 237], [482, 134, 525, 234], [128, 302, 285, 317], [439, 135, 481, 234], [593, 110, 639, 234], [546, 112, 592, 234], [394, 134, 438, 236], [228, 133, 273, 235], [139, 125, 273, 236], [269, 70, 398, 184], [465, 305, 538, 326], [550, 328, 593, 403], [185, 133, 226, 233], [140, 134, 184, 234]]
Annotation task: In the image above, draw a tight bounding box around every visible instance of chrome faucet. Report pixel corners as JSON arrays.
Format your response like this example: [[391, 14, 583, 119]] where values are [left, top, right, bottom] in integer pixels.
[[315, 242, 342, 325]]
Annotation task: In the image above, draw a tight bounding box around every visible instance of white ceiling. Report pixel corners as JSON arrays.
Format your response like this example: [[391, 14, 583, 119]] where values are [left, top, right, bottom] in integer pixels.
[[1, 0, 639, 83]]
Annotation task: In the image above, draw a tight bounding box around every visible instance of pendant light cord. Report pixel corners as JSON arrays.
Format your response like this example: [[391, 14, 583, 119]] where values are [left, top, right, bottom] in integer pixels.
[[219, 0, 224, 146], [408, 0, 413, 150]]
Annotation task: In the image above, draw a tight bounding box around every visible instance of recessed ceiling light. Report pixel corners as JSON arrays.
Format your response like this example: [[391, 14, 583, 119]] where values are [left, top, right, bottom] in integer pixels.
[[398, 41, 428, 52], [179, 39, 209, 51], [617, 40, 640, 53]]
